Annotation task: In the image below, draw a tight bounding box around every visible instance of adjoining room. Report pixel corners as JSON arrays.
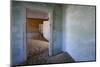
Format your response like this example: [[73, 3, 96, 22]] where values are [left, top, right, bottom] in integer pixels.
[[26, 8, 50, 64]]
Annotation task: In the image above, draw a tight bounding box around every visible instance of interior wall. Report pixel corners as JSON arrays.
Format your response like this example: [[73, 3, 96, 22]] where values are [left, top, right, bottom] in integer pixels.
[[11, 2, 26, 65], [25, 2, 64, 56], [27, 18, 43, 33], [11, 1, 65, 65], [26, 18, 43, 39], [11, 1, 55, 65], [43, 21, 50, 41], [62, 5, 96, 61], [52, 5, 63, 55], [27, 8, 49, 19]]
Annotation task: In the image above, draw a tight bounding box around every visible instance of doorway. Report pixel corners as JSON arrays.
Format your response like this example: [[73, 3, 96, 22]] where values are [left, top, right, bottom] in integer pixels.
[[26, 8, 51, 64]]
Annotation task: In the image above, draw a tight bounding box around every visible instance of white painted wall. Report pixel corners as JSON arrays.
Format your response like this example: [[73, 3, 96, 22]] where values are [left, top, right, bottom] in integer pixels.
[[43, 21, 50, 41], [62, 5, 96, 61]]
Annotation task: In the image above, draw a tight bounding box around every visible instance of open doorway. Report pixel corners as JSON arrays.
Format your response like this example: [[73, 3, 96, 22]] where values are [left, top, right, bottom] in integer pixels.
[[26, 8, 51, 64]]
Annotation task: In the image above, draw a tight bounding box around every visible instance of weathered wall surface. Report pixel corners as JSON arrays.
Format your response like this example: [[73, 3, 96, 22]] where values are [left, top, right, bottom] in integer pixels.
[[62, 5, 96, 61], [11, 2, 26, 65], [11, 1, 96, 64], [52, 5, 63, 55], [11, 1, 64, 65]]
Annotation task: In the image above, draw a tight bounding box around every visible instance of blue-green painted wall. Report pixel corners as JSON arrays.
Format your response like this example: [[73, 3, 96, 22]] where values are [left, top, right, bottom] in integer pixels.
[[52, 5, 63, 55], [11, 2, 26, 65], [62, 5, 96, 61], [11, 1, 63, 65]]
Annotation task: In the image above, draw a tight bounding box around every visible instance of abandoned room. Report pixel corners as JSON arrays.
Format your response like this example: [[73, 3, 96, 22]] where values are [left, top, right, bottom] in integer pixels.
[[11, 1, 96, 66]]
